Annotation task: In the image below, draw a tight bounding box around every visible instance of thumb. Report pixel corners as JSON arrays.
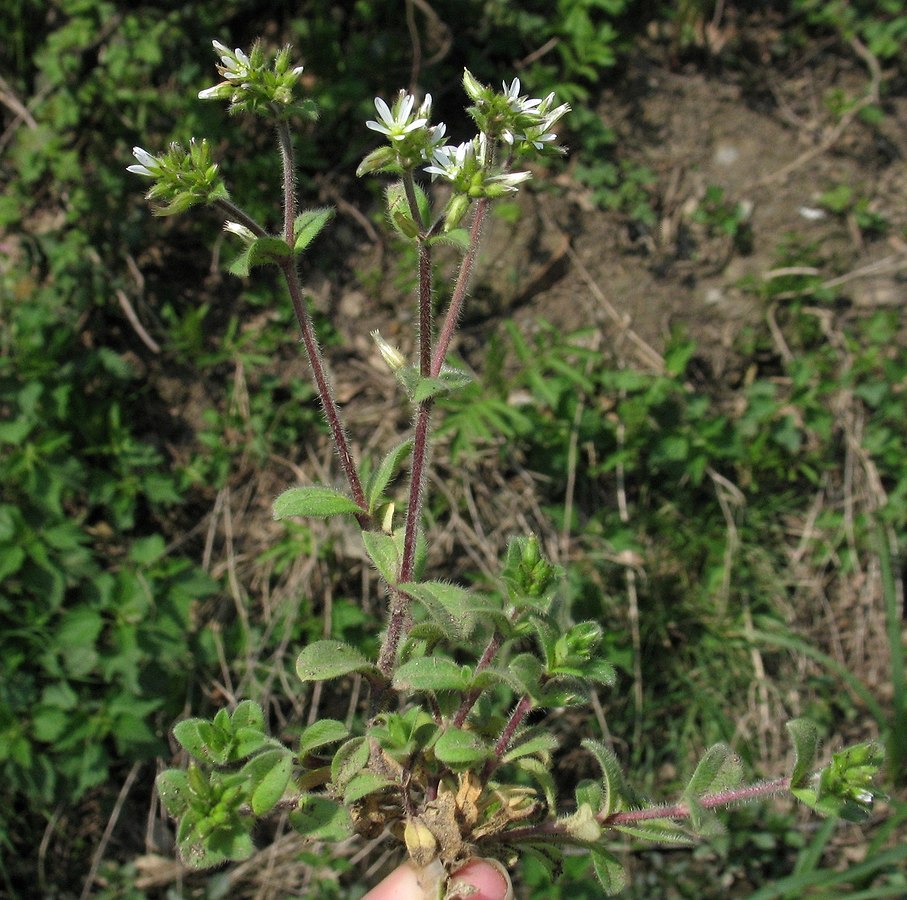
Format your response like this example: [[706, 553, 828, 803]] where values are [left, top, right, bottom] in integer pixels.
[[362, 858, 511, 900]]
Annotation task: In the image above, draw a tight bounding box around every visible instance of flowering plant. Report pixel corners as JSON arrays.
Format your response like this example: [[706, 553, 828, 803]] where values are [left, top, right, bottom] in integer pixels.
[[131, 40, 884, 896]]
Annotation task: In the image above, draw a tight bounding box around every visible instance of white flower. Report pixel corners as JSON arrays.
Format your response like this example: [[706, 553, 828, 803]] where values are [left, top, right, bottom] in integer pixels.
[[126, 146, 160, 177], [223, 221, 257, 245], [366, 93, 428, 141], [424, 140, 475, 181], [487, 169, 532, 192], [212, 40, 251, 81], [371, 330, 407, 371], [426, 122, 448, 152]]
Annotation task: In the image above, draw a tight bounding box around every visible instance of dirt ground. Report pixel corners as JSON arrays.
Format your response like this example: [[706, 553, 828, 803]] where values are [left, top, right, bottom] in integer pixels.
[[472, 56, 906, 371]]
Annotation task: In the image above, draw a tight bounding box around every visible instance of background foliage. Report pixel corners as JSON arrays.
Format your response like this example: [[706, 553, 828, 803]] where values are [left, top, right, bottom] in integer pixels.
[[1, 0, 904, 896]]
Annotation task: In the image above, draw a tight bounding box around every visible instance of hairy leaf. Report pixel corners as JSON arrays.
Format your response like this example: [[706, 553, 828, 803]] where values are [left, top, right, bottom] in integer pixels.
[[787, 718, 819, 789], [293, 206, 335, 251], [433, 728, 490, 768], [242, 749, 293, 816], [343, 772, 395, 804], [290, 796, 354, 841], [399, 581, 477, 639], [330, 737, 370, 790], [582, 738, 628, 816], [503, 730, 560, 763], [685, 743, 743, 799], [296, 640, 376, 682], [273, 485, 363, 519], [173, 718, 227, 765], [590, 848, 627, 896], [156, 769, 191, 818], [393, 656, 471, 693], [366, 440, 412, 513], [299, 719, 350, 755], [230, 700, 265, 732], [361, 530, 401, 583], [228, 236, 293, 277], [516, 756, 557, 810]]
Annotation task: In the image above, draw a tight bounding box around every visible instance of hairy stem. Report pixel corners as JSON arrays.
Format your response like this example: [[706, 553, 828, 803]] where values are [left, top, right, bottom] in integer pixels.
[[454, 631, 503, 727], [214, 198, 268, 237], [378, 195, 490, 675], [377, 589, 409, 678], [432, 197, 489, 377], [273, 120, 367, 522], [483, 693, 533, 779], [601, 777, 793, 826], [488, 777, 794, 846], [276, 120, 297, 245], [280, 260, 368, 522]]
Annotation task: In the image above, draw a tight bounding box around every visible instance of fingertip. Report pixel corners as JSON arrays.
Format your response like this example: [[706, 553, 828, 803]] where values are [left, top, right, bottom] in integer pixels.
[[361, 861, 421, 900], [450, 858, 513, 900]]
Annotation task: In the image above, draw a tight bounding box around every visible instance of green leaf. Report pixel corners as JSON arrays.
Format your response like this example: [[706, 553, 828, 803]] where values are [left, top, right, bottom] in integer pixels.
[[575, 779, 603, 811], [787, 718, 819, 789], [156, 769, 191, 818], [242, 749, 293, 816], [273, 486, 363, 519], [299, 719, 349, 755], [178, 815, 255, 869], [520, 844, 564, 882], [515, 756, 557, 809], [399, 581, 477, 639], [366, 440, 412, 513], [684, 743, 743, 799], [290, 795, 354, 841], [393, 656, 471, 693], [682, 743, 742, 832], [433, 728, 491, 769], [293, 207, 335, 251], [361, 530, 400, 583], [343, 772, 394, 804], [228, 236, 293, 277], [231, 700, 265, 732], [411, 367, 474, 404], [173, 718, 228, 765], [233, 727, 275, 761], [614, 819, 693, 844], [581, 739, 628, 817], [330, 736, 370, 789], [296, 640, 376, 682], [503, 730, 560, 763], [583, 658, 617, 686], [590, 847, 628, 896], [497, 653, 544, 696], [426, 227, 470, 250]]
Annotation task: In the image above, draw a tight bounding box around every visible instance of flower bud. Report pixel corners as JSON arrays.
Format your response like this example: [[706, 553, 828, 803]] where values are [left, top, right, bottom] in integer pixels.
[[371, 330, 407, 371]]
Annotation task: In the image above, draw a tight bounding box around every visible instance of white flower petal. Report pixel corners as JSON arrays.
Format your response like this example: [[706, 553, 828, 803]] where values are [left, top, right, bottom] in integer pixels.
[[374, 96, 394, 126]]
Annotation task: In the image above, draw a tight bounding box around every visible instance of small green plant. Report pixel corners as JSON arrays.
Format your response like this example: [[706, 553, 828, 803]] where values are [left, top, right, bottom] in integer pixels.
[[819, 183, 889, 239], [692, 184, 754, 255], [131, 39, 885, 896]]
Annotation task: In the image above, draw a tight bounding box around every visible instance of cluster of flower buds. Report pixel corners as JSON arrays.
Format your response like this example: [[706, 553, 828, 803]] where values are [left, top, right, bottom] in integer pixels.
[[462, 70, 570, 154], [357, 70, 569, 229], [129, 41, 570, 232], [127, 139, 228, 216], [198, 40, 317, 121], [356, 91, 447, 176]]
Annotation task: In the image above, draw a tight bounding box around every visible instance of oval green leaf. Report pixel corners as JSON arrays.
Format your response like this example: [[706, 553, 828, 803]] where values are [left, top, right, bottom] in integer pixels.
[[296, 640, 375, 682], [273, 486, 364, 519]]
